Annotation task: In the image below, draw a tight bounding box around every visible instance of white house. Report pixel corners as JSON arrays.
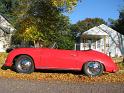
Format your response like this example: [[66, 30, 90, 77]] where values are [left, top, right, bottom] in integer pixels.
[[75, 24, 124, 57], [0, 15, 15, 52]]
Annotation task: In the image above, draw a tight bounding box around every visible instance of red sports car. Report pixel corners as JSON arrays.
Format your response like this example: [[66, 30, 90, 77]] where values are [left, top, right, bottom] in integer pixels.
[[4, 48, 118, 76]]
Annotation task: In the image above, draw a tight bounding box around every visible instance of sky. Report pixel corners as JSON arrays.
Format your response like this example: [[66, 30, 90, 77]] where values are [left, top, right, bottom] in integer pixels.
[[65, 0, 124, 24]]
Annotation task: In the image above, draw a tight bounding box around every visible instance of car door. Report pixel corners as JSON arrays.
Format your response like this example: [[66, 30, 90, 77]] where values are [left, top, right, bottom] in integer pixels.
[[40, 49, 81, 70]]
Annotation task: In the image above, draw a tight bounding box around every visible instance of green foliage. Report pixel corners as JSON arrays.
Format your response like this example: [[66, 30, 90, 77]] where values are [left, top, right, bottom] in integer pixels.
[[23, 26, 44, 42], [0, 0, 80, 18], [0, 0, 80, 49], [70, 18, 106, 41], [57, 35, 75, 49], [109, 9, 124, 35], [51, 0, 81, 12], [9, 0, 74, 49], [0, 0, 18, 25], [71, 18, 106, 33]]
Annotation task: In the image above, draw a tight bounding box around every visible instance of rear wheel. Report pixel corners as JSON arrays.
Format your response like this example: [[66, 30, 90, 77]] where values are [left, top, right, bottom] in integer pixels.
[[14, 55, 34, 74], [83, 61, 104, 76]]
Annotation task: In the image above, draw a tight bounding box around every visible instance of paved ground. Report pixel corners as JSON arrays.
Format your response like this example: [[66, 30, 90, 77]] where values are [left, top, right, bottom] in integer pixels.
[[0, 77, 124, 93]]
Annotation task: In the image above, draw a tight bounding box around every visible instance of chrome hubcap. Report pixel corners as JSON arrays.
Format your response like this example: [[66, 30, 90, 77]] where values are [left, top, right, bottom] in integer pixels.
[[18, 59, 32, 71], [87, 62, 101, 75]]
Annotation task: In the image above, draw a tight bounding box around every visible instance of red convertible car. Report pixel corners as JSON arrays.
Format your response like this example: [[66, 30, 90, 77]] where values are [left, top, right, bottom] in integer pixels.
[[4, 48, 118, 76]]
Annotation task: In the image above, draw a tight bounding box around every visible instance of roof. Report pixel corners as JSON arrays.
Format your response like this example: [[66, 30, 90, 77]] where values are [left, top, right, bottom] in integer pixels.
[[97, 24, 117, 35], [83, 26, 108, 36], [81, 24, 118, 39], [0, 15, 16, 34]]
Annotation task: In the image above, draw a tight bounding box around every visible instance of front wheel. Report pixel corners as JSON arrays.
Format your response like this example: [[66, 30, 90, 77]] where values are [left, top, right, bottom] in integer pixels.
[[83, 61, 104, 77], [14, 55, 34, 74]]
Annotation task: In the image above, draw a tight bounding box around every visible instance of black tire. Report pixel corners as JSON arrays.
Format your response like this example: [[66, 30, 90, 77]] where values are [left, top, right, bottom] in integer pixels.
[[14, 55, 34, 74], [83, 61, 104, 77]]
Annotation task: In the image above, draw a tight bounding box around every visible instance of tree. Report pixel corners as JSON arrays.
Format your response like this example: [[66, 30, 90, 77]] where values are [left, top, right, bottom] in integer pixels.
[[51, 0, 81, 12], [70, 18, 106, 41], [0, 0, 80, 49], [10, 0, 74, 49], [71, 18, 106, 33]]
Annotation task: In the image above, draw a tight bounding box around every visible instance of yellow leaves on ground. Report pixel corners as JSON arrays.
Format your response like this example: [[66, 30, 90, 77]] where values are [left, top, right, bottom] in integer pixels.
[[1, 68, 124, 83]]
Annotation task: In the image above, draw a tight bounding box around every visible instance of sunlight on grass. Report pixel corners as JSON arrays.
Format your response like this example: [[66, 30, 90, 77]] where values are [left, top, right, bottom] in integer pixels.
[[0, 53, 8, 66], [113, 57, 123, 63]]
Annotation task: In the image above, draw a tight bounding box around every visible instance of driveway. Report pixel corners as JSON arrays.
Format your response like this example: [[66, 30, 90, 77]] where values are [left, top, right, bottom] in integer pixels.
[[0, 77, 124, 93]]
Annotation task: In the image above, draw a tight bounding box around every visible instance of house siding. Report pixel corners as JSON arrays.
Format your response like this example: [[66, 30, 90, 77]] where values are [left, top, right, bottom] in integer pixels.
[[78, 24, 124, 57], [0, 15, 15, 52]]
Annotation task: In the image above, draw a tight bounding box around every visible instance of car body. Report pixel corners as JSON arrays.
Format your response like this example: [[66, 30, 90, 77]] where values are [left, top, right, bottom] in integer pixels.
[[4, 48, 118, 76]]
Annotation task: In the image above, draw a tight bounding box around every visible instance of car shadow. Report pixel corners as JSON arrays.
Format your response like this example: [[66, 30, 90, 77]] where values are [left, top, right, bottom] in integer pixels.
[[35, 69, 83, 75], [1, 65, 84, 76], [1, 65, 9, 70]]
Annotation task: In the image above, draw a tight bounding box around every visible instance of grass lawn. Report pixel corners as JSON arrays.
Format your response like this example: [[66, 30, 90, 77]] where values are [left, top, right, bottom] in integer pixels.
[[0, 53, 124, 83]]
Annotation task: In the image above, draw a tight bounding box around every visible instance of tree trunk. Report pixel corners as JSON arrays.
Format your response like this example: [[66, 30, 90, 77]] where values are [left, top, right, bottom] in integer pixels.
[[123, 57, 124, 62], [33, 41, 36, 48], [121, 53, 124, 63], [33, 41, 43, 48]]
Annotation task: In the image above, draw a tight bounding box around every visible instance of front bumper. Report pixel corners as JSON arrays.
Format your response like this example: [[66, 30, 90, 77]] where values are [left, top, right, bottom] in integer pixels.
[[1, 65, 11, 70]]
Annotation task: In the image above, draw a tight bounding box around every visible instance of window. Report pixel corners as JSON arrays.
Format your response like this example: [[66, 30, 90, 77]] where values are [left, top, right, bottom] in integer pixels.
[[106, 44, 109, 47]]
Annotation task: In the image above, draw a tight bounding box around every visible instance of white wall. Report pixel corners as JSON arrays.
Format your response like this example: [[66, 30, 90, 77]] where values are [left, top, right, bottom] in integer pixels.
[[80, 37, 122, 57], [0, 41, 5, 52], [0, 15, 15, 52]]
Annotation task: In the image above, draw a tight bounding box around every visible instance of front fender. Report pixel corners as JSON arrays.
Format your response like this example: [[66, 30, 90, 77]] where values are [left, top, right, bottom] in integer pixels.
[[4, 48, 41, 68]]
